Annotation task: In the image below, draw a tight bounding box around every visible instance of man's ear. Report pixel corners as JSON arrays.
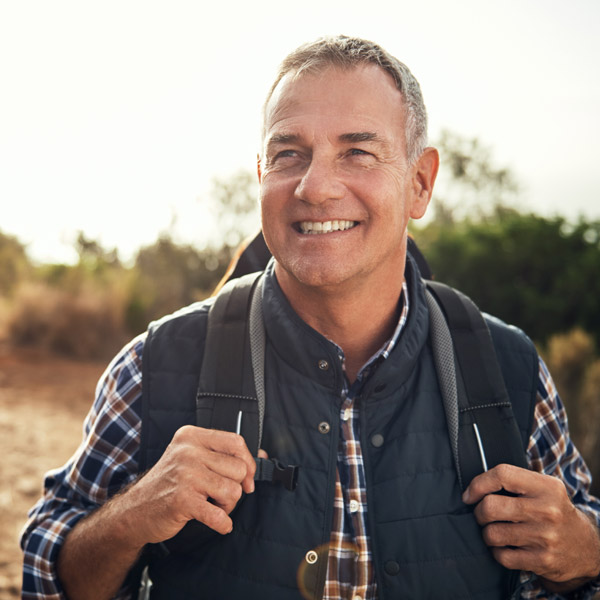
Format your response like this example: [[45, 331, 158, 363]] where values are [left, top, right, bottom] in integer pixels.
[[257, 153, 262, 183], [410, 147, 439, 219]]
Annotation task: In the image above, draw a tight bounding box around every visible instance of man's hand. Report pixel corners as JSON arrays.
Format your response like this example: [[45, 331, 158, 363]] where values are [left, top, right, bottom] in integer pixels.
[[462, 464, 600, 592], [128, 425, 261, 542], [58, 426, 262, 600]]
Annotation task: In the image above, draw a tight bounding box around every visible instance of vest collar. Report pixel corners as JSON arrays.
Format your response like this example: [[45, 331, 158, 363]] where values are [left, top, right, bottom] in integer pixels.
[[261, 256, 430, 397]]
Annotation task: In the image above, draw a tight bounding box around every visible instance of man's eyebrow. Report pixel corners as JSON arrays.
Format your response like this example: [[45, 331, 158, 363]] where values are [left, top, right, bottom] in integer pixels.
[[266, 133, 300, 147], [339, 132, 381, 144]]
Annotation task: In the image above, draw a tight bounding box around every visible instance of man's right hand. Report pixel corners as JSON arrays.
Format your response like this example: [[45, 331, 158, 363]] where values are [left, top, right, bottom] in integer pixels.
[[57, 425, 260, 600], [127, 425, 260, 542]]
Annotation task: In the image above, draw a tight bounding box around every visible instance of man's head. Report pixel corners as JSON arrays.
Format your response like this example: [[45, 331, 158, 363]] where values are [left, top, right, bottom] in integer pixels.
[[262, 35, 428, 165], [258, 36, 438, 298]]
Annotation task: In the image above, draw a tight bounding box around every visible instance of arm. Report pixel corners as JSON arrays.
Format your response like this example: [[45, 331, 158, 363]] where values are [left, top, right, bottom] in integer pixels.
[[21, 336, 145, 599], [463, 357, 600, 597], [57, 426, 259, 600], [21, 335, 260, 600]]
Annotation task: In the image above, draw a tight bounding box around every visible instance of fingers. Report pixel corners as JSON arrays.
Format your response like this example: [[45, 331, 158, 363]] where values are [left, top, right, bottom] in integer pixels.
[[191, 498, 234, 535], [460, 464, 600, 584], [462, 463, 545, 504], [472, 492, 523, 526], [175, 426, 257, 494], [131, 426, 265, 541]]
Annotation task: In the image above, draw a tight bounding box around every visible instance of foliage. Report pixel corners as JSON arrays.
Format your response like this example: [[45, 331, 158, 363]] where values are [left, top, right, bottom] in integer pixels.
[[126, 235, 231, 334], [413, 213, 600, 346], [542, 329, 600, 496], [6, 281, 127, 359], [430, 129, 520, 224]]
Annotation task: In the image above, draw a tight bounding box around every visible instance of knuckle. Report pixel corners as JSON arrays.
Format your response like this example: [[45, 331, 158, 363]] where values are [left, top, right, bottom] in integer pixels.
[[232, 433, 247, 452], [538, 549, 554, 572], [541, 502, 562, 524], [232, 459, 248, 481], [494, 463, 513, 480], [224, 477, 243, 498], [175, 424, 193, 439], [482, 524, 495, 545], [479, 494, 497, 520], [231, 483, 243, 503]]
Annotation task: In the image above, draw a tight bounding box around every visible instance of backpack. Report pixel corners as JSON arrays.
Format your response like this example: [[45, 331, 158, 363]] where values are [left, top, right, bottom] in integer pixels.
[[154, 231, 533, 555]]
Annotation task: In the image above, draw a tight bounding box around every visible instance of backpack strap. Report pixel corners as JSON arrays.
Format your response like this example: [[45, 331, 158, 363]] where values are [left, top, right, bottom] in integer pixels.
[[196, 271, 298, 491], [196, 272, 262, 455], [425, 280, 529, 490]]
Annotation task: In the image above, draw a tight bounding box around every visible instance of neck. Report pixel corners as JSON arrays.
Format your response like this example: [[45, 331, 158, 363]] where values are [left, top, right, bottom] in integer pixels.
[[275, 264, 406, 383]]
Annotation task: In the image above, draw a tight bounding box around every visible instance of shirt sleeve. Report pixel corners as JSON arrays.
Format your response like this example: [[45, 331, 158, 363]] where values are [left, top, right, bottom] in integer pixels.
[[20, 334, 145, 600], [520, 356, 600, 600]]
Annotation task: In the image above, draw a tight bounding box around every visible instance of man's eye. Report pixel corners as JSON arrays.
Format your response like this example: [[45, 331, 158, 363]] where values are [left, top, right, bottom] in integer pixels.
[[349, 148, 370, 156], [274, 150, 298, 160]]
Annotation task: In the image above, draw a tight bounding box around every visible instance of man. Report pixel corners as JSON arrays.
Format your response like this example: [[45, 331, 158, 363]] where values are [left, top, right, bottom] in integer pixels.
[[21, 36, 600, 599]]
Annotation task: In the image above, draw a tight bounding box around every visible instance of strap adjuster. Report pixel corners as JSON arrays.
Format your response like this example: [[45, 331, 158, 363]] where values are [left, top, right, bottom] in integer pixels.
[[254, 457, 298, 491]]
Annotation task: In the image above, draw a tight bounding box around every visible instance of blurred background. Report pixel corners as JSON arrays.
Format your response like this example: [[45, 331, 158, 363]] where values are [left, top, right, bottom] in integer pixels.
[[1, 0, 599, 597]]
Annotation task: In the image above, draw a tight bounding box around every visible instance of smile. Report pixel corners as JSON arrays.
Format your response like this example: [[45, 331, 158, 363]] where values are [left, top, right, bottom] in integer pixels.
[[298, 220, 358, 234]]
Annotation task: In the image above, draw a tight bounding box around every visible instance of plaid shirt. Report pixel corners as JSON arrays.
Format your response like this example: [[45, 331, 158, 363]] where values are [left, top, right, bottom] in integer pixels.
[[21, 283, 600, 599]]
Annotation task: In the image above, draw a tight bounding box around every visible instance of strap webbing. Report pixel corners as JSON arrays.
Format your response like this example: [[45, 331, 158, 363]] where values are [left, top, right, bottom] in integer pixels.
[[425, 287, 462, 488], [196, 272, 262, 455], [426, 281, 528, 489], [249, 275, 266, 447]]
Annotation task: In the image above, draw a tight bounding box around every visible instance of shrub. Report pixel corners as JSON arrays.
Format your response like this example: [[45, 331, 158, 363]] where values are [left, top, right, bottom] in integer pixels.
[[543, 329, 600, 496], [6, 282, 127, 359]]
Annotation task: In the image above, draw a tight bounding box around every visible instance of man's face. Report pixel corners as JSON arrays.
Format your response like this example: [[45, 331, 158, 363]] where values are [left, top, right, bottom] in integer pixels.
[[259, 64, 433, 295]]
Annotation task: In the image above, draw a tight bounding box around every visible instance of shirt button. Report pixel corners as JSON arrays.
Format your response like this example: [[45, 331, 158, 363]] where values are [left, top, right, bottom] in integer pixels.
[[349, 499, 360, 513], [342, 407, 352, 421], [318, 359, 329, 370], [305, 550, 318, 564], [318, 421, 330, 434]]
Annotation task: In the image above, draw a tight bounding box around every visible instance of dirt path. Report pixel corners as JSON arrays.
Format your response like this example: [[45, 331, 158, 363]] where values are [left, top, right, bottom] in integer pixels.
[[0, 344, 106, 599]]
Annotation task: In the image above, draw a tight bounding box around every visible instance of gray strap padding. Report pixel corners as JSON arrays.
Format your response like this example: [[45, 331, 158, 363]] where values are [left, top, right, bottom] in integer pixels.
[[425, 287, 462, 490], [249, 275, 266, 448]]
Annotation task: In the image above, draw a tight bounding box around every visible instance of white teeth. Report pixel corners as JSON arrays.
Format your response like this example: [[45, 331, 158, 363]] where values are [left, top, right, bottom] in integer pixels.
[[299, 220, 357, 234]]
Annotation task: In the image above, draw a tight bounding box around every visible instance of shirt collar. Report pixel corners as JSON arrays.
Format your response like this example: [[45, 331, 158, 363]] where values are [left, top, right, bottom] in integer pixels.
[[339, 279, 410, 388]]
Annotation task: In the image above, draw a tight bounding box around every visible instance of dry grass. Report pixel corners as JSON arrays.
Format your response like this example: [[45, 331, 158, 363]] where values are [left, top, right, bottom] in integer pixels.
[[5, 282, 127, 360]]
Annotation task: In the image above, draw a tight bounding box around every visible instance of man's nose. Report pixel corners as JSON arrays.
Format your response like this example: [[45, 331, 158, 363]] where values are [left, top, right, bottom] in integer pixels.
[[294, 156, 345, 205]]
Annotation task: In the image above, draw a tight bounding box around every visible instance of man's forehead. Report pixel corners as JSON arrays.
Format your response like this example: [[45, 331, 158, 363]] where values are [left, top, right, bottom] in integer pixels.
[[262, 64, 406, 144], [266, 63, 399, 110]]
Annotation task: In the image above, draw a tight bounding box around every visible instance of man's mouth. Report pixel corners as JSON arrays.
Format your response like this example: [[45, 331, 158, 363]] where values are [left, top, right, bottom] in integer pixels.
[[297, 220, 358, 234]]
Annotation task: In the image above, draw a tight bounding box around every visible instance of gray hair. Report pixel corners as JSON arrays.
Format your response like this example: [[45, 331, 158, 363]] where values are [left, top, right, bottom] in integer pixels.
[[263, 35, 428, 164]]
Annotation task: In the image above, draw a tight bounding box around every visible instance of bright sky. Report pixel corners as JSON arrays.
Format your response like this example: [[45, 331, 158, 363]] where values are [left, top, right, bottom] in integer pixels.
[[1, 0, 599, 264]]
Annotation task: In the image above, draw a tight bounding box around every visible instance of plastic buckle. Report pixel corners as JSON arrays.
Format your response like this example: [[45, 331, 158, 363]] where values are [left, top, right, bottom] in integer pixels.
[[271, 459, 299, 491], [254, 457, 298, 491]]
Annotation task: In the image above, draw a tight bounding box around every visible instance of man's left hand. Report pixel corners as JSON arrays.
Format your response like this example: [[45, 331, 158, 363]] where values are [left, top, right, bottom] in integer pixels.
[[462, 464, 600, 592]]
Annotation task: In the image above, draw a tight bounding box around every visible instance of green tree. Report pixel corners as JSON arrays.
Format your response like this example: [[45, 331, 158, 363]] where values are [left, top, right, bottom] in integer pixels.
[[416, 213, 600, 346], [429, 129, 520, 224]]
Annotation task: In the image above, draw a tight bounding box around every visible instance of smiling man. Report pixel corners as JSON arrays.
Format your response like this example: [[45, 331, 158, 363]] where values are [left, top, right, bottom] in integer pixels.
[[21, 36, 600, 600]]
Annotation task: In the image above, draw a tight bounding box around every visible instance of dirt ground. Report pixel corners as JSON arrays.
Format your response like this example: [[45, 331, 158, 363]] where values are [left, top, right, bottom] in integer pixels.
[[0, 343, 107, 599]]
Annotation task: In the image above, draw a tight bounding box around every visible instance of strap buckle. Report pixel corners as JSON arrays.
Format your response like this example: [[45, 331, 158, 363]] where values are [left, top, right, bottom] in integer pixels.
[[254, 457, 298, 491]]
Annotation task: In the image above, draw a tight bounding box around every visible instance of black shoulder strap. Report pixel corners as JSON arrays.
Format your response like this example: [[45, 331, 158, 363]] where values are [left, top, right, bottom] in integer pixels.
[[196, 272, 298, 491], [426, 281, 528, 489], [196, 272, 262, 455], [203, 232, 528, 495]]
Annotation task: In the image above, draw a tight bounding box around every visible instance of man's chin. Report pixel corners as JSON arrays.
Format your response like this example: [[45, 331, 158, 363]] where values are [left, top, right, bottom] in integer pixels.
[[274, 259, 359, 293]]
